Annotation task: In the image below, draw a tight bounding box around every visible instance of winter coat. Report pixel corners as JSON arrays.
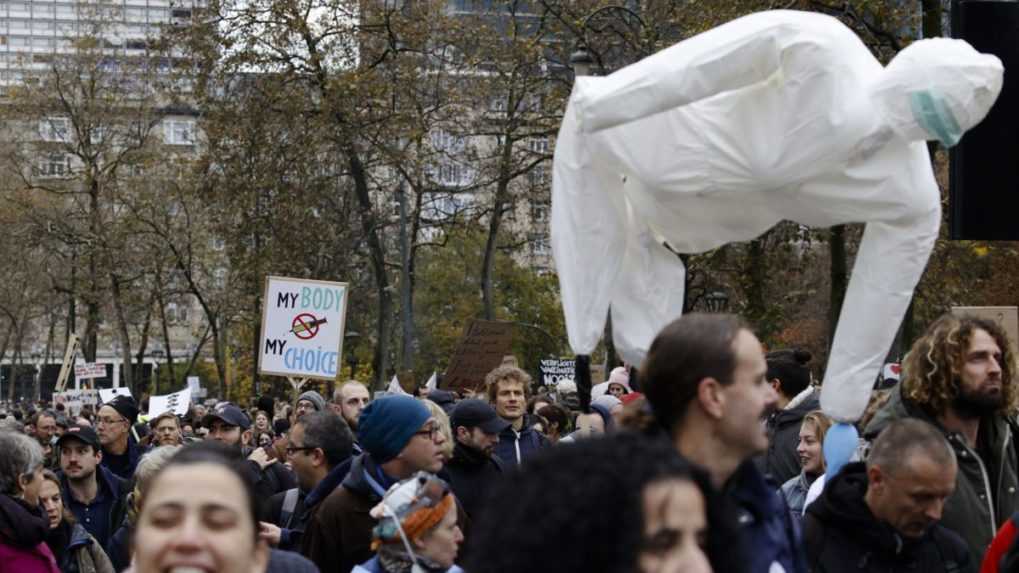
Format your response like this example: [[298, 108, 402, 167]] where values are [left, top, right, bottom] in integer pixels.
[[352, 554, 464, 573], [864, 384, 1019, 559], [58, 466, 129, 551], [726, 461, 807, 573], [759, 387, 820, 484], [780, 471, 817, 527], [99, 436, 146, 482], [0, 494, 61, 573], [239, 446, 298, 516], [804, 462, 975, 573], [47, 521, 115, 573], [265, 458, 350, 552], [266, 548, 320, 573], [445, 441, 505, 521], [493, 414, 548, 467], [302, 453, 388, 573]]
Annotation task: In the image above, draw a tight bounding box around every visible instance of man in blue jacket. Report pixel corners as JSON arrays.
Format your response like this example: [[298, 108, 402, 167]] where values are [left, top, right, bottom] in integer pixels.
[[642, 313, 807, 573], [56, 424, 128, 552], [485, 366, 547, 467]]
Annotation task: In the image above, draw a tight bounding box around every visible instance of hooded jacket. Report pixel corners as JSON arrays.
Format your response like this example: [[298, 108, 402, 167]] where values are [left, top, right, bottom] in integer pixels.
[[864, 384, 1019, 559], [804, 462, 974, 573], [99, 434, 145, 482], [46, 520, 115, 573], [759, 387, 820, 484], [0, 494, 60, 573], [493, 413, 548, 467]]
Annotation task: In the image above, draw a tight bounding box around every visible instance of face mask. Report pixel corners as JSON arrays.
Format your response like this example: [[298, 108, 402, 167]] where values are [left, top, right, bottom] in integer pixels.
[[910, 90, 963, 147]]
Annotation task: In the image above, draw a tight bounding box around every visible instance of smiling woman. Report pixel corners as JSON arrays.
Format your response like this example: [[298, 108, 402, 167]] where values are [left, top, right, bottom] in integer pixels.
[[132, 442, 270, 573]]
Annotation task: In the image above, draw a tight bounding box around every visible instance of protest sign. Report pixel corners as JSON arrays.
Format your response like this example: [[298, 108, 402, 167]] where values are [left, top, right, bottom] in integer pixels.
[[74, 363, 106, 379], [148, 387, 192, 418], [98, 387, 132, 404], [258, 276, 349, 380], [443, 320, 515, 391], [54, 389, 100, 416], [539, 358, 576, 389], [952, 306, 1019, 356]]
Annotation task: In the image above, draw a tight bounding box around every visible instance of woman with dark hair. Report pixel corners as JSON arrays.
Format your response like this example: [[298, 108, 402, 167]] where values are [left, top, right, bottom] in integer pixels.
[[39, 470, 114, 573], [131, 441, 271, 573], [760, 348, 818, 484], [466, 432, 741, 573]]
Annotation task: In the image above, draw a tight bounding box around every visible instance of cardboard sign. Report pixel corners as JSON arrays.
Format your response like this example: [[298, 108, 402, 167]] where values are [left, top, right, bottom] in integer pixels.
[[952, 306, 1019, 356], [258, 276, 349, 380], [443, 320, 515, 391], [54, 389, 100, 416], [539, 358, 575, 388], [98, 387, 132, 403], [74, 362, 106, 379], [148, 387, 192, 418]]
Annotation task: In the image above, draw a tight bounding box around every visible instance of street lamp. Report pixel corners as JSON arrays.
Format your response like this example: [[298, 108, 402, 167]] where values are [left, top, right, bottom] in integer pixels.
[[344, 330, 361, 380], [569, 4, 649, 78], [704, 290, 730, 313]]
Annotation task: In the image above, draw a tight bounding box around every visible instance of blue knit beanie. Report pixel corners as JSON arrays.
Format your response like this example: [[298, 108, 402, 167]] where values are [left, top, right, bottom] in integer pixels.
[[358, 395, 431, 463]]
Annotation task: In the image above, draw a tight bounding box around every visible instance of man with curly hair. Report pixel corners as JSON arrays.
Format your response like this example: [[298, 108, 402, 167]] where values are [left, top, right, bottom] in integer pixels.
[[865, 313, 1019, 558], [484, 366, 548, 467]]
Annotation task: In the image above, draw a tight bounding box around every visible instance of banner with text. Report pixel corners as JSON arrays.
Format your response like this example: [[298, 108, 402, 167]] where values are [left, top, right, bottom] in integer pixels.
[[98, 387, 132, 404], [444, 320, 515, 391], [258, 276, 349, 380], [539, 358, 576, 389]]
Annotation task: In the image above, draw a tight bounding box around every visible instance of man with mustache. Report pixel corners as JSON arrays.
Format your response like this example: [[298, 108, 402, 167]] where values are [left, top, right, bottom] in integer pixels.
[[56, 424, 128, 552], [865, 314, 1019, 559]]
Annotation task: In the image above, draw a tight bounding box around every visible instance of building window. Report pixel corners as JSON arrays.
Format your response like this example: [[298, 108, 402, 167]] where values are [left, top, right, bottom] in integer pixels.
[[36, 153, 71, 178], [39, 117, 71, 142], [164, 118, 195, 145], [165, 302, 189, 324], [530, 201, 549, 223], [529, 233, 550, 256], [527, 165, 547, 186]]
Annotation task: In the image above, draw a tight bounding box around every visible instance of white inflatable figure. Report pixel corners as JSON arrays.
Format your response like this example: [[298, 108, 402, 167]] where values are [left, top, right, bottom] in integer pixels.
[[552, 10, 1003, 423]]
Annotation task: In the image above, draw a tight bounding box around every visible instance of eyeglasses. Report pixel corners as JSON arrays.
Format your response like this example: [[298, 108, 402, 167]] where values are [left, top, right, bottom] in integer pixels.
[[285, 445, 318, 456], [413, 425, 440, 440], [96, 417, 125, 426]]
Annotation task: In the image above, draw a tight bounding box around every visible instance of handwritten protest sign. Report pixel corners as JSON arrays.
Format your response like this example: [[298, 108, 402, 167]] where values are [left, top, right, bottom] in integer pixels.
[[258, 276, 349, 380], [74, 363, 106, 379], [539, 358, 576, 389], [54, 389, 100, 416], [148, 387, 192, 418], [444, 320, 515, 391]]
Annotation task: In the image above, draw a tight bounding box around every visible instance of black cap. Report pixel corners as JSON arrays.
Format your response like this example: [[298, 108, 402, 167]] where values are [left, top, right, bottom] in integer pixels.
[[105, 395, 140, 425], [451, 399, 510, 435], [203, 402, 251, 430], [56, 424, 101, 450]]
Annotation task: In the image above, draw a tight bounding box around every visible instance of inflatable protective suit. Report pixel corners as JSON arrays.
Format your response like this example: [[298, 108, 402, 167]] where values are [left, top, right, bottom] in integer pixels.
[[551, 10, 1003, 422]]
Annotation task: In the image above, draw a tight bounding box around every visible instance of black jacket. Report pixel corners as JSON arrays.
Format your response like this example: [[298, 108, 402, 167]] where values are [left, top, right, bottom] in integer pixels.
[[446, 441, 505, 522], [804, 462, 975, 573], [241, 446, 297, 515], [759, 389, 820, 485]]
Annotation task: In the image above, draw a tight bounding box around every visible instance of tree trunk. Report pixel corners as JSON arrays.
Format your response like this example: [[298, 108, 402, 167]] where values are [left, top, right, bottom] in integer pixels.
[[398, 182, 416, 371], [109, 273, 135, 391], [133, 289, 155, 396], [829, 225, 848, 344], [84, 179, 101, 363], [39, 312, 56, 401], [745, 236, 767, 332], [156, 287, 176, 394], [481, 133, 515, 320]]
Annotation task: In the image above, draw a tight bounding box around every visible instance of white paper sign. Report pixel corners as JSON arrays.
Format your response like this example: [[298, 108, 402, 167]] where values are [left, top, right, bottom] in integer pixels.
[[257, 276, 349, 380], [187, 376, 201, 392], [98, 387, 132, 403], [74, 363, 106, 379], [148, 387, 192, 418]]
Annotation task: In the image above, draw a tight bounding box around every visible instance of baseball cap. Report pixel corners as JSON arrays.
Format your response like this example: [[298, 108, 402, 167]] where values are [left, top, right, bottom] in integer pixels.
[[451, 399, 510, 435], [202, 402, 251, 430], [56, 424, 101, 450]]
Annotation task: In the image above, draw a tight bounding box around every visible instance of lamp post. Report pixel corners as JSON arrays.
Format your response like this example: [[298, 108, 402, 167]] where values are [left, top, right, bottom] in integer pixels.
[[344, 330, 362, 380]]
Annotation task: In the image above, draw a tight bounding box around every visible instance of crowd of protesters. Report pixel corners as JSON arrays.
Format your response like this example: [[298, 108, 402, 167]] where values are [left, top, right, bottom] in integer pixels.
[[1, 310, 1018, 572]]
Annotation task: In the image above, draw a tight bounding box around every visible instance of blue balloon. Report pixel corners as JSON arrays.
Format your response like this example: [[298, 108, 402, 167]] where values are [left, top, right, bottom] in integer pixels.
[[823, 422, 859, 478]]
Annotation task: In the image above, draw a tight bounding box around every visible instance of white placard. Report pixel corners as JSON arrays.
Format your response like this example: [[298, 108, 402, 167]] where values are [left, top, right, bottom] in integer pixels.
[[148, 387, 192, 418], [98, 387, 132, 403], [257, 276, 349, 380], [74, 362, 106, 379], [187, 376, 201, 392]]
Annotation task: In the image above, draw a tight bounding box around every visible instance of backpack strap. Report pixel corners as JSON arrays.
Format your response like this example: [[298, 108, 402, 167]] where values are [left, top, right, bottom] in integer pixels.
[[279, 488, 299, 528]]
